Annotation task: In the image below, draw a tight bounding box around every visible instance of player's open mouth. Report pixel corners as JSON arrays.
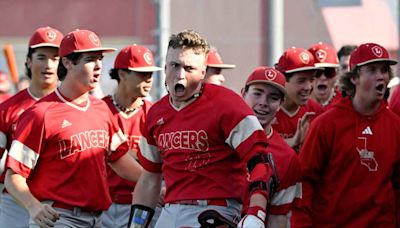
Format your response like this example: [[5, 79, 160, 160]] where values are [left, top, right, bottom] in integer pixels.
[[175, 83, 185, 96], [92, 74, 100, 82], [317, 84, 327, 91], [376, 83, 384, 93]]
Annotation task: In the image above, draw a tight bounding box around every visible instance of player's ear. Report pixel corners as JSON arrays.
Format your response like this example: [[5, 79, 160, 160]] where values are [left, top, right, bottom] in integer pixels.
[[62, 57, 73, 70], [240, 88, 246, 98], [118, 69, 127, 81], [26, 57, 32, 69], [350, 74, 359, 86]]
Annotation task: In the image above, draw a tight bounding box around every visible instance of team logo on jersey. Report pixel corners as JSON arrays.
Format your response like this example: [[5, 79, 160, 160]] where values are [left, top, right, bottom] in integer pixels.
[[61, 119, 72, 128], [362, 126, 373, 135], [371, 46, 383, 57], [46, 30, 57, 42], [157, 130, 209, 152], [143, 52, 153, 65], [299, 52, 310, 64], [156, 118, 164, 126], [58, 129, 110, 159], [357, 137, 378, 171], [315, 49, 327, 62], [265, 69, 277, 80], [89, 33, 100, 47]]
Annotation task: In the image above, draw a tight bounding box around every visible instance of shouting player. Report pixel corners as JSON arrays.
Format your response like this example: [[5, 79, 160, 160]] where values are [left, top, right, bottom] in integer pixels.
[[241, 66, 302, 227], [308, 42, 342, 110], [130, 30, 275, 228], [293, 43, 400, 227], [4, 29, 142, 228], [101, 44, 162, 228], [0, 26, 63, 228]]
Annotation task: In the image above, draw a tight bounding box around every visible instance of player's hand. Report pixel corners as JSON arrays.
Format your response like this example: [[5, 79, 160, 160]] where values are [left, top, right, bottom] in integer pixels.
[[29, 203, 59, 227], [295, 112, 315, 145], [237, 206, 266, 228]]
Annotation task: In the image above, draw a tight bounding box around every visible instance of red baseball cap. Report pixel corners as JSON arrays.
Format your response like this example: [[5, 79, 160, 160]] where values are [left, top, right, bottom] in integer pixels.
[[245, 66, 286, 95], [29, 26, 64, 49], [308, 42, 340, 68], [349, 43, 397, 71], [114, 45, 162, 72], [275, 47, 321, 74], [59, 29, 116, 58], [207, 49, 236, 69]]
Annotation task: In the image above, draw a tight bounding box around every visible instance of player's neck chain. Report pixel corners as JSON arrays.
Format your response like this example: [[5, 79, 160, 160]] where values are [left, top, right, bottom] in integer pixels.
[[183, 84, 204, 102], [111, 95, 141, 114], [321, 89, 336, 107]]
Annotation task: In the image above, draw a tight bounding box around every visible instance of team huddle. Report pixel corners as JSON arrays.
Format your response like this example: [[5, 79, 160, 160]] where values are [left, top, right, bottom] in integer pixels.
[[0, 26, 398, 228]]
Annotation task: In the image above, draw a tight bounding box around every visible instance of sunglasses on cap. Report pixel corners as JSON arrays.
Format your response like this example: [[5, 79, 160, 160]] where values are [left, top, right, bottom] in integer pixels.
[[316, 68, 337, 79]]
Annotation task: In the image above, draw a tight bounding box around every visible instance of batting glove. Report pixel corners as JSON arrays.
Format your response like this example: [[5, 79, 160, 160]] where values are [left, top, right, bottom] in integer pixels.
[[237, 206, 266, 228]]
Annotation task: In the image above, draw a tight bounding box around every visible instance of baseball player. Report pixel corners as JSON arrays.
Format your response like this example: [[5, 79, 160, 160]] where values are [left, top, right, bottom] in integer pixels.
[[204, 48, 235, 85], [293, 43, 400, 227], [130, 30, 275, 228], [101, 44, 162, 228], [0, 26, 63, 228], [241, 66, 302, 227], [4, 29, 142, 228], [272, 47, 323, 151], [337, 44, 357, 77], [308, 42, 342, 110]]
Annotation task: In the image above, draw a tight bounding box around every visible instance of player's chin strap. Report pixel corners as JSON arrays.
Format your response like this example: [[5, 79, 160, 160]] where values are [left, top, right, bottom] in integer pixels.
[[247, 153, 279, 203], [127, 204, 155, 228]]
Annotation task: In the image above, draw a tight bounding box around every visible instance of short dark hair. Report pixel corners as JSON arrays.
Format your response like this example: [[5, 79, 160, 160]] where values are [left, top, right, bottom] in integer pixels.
[[24, 48, 35, 79], [337, 45, 357, 59], [109, 68, 131, 83], [57, 53, 82, 81]]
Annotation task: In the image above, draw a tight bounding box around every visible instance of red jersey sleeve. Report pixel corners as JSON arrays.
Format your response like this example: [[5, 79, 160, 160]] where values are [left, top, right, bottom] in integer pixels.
[[216, 90, 268, 161], [6, 106, 45, 178]]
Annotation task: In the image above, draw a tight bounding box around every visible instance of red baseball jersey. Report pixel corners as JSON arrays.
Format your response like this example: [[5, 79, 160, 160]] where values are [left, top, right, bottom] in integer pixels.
[[272, 99, 322, 152], [0, 89, 39, 183], [6, 89, 129, 211], [272, 99, 322, 140], [137, 83, 268, 203], [242, 128, 302, 219], [102, 95, 151, 204], [389, 85, 400, 117], [293, 97, 400, 227]]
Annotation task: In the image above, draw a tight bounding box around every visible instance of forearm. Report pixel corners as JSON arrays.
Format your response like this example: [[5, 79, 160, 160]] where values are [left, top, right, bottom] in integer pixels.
[[132, 170, 162, 208], [285, 136, 299, 148], [267, 214, 288, 228], [5, 169, 41, 211], [109, 153, 143, 182], [248, 193, 267, 210]]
